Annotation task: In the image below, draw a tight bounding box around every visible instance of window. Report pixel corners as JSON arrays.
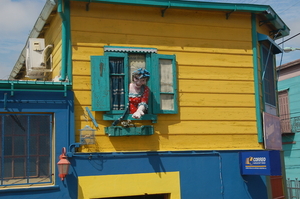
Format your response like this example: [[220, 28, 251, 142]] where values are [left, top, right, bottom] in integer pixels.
[[258, 33, 282, 116], [91, 47, 178, 121], [278, 90, 291, 133], [0, 114, 52, 187], [261, 45, 276, 107]]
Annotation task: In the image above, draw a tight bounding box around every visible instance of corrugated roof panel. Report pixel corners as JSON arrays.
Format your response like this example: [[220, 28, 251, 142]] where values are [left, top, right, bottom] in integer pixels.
[[104, 46, 157, 53]]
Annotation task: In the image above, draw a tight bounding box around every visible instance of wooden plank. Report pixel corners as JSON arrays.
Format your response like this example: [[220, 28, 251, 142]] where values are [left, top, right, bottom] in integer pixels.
[[74, 91, 255, 110], [72, 76, 254, 93], [73, 75, 91, 90], [158, 134, 263, 150], [175, 51, 253, 67], [71, 31, 252, 54], [179, 93, 255, 107], [72, 41, 253, 67], [158, 107, 256, 121], [179, 66, 254, 80], [71, 16, 251, 42], [50, 44, 62, 79], [74, 112, 257, 135], [80, 134, 263, 152], [70, 1, 251, 29], [74, 91, 91, 106], [72, 45, 104, 61], [154, 121, 257, 135], [81, 134, 162, 152], [74, 105, 256, 121], [44, 14, 62, 44], [158, 46, 253, 55], [43, 15, 62, 80], [178, 79, 254, 93], [73, 61, 91, 76]]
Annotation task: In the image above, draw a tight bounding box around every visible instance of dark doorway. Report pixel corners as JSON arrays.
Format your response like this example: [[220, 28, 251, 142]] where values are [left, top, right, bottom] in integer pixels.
[[100, 194, 169, 199]]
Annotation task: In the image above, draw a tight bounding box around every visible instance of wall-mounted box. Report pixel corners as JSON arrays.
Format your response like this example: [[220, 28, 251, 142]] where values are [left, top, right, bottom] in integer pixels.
[[25, 38, 53, 79]]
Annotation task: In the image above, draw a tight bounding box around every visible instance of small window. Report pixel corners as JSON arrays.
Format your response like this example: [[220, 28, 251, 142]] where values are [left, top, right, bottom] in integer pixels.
[[261, 45, 276, 107], [91, 47, 178, 121], [0, 114, 52, 187]]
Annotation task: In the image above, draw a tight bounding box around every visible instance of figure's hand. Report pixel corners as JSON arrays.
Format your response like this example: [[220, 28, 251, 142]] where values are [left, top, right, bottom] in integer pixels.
[[132, 105, 145, 119]]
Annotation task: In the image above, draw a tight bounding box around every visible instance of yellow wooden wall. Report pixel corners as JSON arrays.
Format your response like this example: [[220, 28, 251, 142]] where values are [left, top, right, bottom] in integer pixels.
[[43, 14, 62, 80], [70, 1, 264, 152]]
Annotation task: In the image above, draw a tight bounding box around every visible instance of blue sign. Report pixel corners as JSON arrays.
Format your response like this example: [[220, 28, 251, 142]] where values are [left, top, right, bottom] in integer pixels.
[[240, 150, 281, 176]]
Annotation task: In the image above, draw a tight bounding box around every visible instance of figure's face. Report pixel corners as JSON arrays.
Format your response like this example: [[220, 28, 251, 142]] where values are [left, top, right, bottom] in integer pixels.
[[133, 76, 147, 87]]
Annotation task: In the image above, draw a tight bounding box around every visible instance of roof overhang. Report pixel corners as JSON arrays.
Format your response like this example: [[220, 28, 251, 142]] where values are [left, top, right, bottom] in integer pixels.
[[257, 33, 283, 54], [72, 0, 290, 37]]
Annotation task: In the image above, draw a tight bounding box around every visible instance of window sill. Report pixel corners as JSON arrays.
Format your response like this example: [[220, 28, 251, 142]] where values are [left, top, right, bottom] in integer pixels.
[[103, 114, 157, 123], [0, 185, 59, 193]]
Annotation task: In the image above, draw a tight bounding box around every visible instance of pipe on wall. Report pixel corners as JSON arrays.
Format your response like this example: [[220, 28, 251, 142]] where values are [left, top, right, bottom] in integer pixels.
[[58, 0, 71, 82], [251, 13, 263, 143]]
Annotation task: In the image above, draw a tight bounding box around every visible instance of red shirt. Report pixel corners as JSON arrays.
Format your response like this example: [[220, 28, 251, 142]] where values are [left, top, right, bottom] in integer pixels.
[[129, 85, 149, 114]]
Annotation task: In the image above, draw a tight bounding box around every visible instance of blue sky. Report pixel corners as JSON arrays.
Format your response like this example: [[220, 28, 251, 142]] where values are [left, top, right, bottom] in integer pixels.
[[0, 0, 300, 79]]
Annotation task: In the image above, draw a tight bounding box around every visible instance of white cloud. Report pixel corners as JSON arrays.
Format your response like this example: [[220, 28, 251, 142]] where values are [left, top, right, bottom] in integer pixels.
[[0, 0, 46, 79], [0, 0, 45, 38]]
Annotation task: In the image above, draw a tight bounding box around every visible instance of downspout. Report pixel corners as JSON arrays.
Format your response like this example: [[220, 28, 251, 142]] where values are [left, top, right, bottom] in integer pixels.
[[251, 13, 263, 143], [58, 0, 71, 82]]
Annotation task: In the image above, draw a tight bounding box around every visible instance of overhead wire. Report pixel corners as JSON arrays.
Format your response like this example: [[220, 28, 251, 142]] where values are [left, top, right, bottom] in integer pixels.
[[277, 1, 300, 14], [277, 32, 300, 45]]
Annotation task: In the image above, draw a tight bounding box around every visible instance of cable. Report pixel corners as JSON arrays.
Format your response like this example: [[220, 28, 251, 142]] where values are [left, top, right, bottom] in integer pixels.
[[277, 1, 300, 14], [277, 32, 300, 45], [260, 0, 271, 5]]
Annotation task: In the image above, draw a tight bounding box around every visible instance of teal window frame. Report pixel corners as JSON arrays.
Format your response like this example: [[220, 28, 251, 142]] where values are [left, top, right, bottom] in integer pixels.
[[258, 33, 281, 112], [91, 46, 178, 122], [261, 44, 276, 107]]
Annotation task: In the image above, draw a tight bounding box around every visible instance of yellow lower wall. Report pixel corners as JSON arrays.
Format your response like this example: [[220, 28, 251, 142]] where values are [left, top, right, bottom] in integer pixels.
[[78, 172, 181, 199]]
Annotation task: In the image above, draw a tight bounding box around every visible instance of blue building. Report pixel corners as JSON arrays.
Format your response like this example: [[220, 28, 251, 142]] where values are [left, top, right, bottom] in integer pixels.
[[278, 59, 300, 180]]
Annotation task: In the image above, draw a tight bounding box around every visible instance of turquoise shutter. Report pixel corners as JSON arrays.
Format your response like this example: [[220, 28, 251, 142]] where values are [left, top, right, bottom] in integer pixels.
[[152, 54, 178, 114], [91, 56, 110, 111]]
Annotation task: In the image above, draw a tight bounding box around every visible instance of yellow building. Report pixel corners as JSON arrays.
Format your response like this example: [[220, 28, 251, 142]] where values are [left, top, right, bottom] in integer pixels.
[[1, 0, 289, 198]]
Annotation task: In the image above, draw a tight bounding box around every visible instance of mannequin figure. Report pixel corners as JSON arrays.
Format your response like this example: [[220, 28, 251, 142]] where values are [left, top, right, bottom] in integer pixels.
[[129, 68, 150, 119]]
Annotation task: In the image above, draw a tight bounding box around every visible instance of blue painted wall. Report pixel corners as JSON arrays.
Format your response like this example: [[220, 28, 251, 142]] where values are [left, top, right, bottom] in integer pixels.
[[0, 90, 75, 198], [0, 91, 268, 199], [1, 150, 268, 199], [278, 76, 300, 179]]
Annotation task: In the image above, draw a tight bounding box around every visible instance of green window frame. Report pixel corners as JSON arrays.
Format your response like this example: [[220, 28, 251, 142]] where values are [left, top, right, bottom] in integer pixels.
[[261, 44, 276, 106], [258, 33, 282, 115], [91, 46, 178, 122]]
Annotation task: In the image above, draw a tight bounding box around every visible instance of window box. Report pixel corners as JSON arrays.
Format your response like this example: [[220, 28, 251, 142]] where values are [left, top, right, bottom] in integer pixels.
[[104, 125, 154, 136]]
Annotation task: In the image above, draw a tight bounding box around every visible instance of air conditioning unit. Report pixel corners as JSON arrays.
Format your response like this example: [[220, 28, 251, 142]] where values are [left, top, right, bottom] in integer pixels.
[[25, 38, 53, 79]]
